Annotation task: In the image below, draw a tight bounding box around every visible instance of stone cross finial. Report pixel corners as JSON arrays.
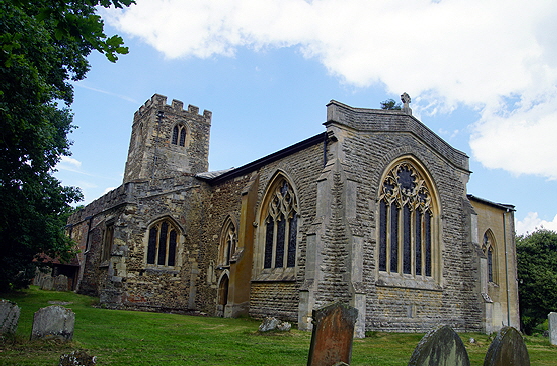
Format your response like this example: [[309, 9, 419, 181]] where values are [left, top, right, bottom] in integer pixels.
[[401, 92, 412, 115]]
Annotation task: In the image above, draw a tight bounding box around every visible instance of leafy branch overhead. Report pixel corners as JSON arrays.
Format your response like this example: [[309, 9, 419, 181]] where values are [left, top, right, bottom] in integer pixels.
[[0, 0, 134, 291]]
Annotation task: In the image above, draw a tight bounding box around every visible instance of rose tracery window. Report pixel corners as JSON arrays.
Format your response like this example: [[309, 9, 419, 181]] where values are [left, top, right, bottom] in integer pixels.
[[147, 219, 179, 267], [379, 161, 435, 277], [263, 179, 299, 269]]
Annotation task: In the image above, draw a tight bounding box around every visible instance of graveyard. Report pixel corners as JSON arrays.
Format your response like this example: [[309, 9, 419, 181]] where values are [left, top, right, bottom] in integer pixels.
[[1, 287, 556, 365]]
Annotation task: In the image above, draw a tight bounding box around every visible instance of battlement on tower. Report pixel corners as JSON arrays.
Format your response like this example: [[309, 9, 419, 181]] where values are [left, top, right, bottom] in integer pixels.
[[134, 93, 212, 121]]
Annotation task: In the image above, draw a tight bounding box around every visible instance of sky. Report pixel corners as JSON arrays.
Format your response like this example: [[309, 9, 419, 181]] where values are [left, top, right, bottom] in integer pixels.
[[54, 0, 557, 235]]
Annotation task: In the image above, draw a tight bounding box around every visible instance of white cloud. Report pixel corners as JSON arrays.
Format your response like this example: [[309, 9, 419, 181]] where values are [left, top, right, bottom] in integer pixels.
[[516, 212, 557, 235], [56, 156, 82, 172], [105, 0, 557, 178]]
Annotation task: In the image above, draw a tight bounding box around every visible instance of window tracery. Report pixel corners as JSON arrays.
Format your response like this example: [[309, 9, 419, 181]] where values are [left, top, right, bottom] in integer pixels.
[[483, 231, 496, 283], [172, 124, 186, 147], [262, 178, 299, 269], [379, 161, 434, 277], [219, 219, 237, 267], [146, 219, 178, 267]]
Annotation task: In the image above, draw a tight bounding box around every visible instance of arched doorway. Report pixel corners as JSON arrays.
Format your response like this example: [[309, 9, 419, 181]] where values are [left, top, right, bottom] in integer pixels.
[[216, 274, 229, 317]]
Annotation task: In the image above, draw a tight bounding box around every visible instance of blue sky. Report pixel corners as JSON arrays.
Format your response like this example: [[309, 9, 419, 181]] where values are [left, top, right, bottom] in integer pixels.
[[54, 0, 557, 235]]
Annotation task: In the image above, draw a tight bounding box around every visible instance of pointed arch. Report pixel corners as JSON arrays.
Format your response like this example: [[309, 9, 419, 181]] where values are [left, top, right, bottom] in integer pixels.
[[258, 172, 300, 272], [377, 156, 440, 280], [483, 229, 497, 283], [218, 216, 237, 267], [145, 216, 182, 267], [171, 123, 187, 147]]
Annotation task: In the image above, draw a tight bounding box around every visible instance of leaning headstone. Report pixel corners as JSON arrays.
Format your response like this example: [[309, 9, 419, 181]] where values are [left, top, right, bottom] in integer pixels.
[[484, 326, 530, 366], [59, 350, 96, 366], [31, 305, 75, 341], [408, 324, 470, 366], [549, 312, 557, 346], [0, 299, 21, 334], [307, 302, 358, 366]]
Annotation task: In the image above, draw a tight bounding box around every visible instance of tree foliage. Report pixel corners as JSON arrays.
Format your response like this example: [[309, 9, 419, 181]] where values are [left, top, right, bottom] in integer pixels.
[[0, 0, 133, 291], [516, 229, 557, 334], [380, 99, 402, 110]]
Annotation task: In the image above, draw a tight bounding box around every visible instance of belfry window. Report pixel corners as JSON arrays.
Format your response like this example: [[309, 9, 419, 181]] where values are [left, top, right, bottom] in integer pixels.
[[172, 124, 186, 147], [262, 178, 299, 269], [147, 219, 178, 266], [483, 231, 496, 283], [219, 219, 237, 267], [379, 161, 435, 277]]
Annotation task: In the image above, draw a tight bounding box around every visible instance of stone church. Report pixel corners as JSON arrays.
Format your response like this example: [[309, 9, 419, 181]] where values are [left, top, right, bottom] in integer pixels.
[[66, 93, 519, 336]]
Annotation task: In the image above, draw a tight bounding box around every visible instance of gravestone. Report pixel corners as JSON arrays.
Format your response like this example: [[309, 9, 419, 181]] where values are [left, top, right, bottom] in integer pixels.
[[484, 326, 530, 366], [307, 302, 358, 366], [59, 350, 96, 366], [549, 312, 557, 346], [408, 324, 470, 366], [0, 299, 21, 334], [53, 275, 69, 291], [31, 305, 75, 341]]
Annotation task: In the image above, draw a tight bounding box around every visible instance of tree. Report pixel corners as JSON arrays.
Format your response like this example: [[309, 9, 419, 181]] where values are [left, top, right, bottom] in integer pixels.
[[516, 228, 557, 334], [380, 99, 402, 110], [0, 0, 134, 291]]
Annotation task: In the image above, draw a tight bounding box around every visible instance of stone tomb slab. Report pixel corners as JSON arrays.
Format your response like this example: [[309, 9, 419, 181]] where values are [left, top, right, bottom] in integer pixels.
[[307, 302, 358, 366], [0, 299, 21, 334], [484, 326, 530, 366], [31, 305, 75, 341], [408, 324, 470, 366], [549, 312, 557, 346]]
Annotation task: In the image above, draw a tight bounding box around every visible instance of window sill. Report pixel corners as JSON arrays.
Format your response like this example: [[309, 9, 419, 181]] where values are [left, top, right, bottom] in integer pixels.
[[375, 272, 442, 292]]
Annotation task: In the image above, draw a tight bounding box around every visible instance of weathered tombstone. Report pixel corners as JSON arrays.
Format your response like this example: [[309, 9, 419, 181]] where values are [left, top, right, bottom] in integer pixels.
[[0, 299, 21, 334], [59, 350, 96, 366], [54, 275, 69, 291], [307, 302, 358, 366], [31, 305, 75, 341], [408, 324, 470, 366], [549, 312, 557, 346], [484, 326, 530, 366]]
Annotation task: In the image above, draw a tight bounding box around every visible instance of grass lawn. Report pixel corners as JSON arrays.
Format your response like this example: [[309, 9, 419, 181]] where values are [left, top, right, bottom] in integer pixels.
[[1, 287, 556, 365]]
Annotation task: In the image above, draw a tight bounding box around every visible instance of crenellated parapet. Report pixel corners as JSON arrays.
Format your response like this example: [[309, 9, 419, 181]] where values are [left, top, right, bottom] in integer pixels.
[[124, 94, 212, 183], [133, 94, 212, 122]]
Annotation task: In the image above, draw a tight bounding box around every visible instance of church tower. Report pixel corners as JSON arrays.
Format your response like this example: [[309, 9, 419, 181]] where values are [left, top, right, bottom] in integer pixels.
[[123, 94, 212, 183]]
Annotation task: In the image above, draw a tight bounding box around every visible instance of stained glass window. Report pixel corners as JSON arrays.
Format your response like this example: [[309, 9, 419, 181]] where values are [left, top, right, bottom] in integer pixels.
[[262, 179, 299, 269], [219, 219, 237, 267], [483, 232, 495, 283], [378, 161, 434, 278], [147, 219, 179, 267]]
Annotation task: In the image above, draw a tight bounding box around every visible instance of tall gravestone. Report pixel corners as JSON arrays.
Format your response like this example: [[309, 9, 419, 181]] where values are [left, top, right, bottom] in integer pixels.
[[307, 302, 358, 366], [549, 312, 557, 346], [408, 324, 470, 366], [0, 299, 21, 334], [484, 326, 530, 366], [31, 305, 75, 341]]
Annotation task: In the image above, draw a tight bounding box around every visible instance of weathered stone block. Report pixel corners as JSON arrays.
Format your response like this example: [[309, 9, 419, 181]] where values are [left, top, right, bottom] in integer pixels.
[[408, 324, 470, 366], [549, 312, 557, 346], [484, 326, 530, 366], [31, 305, 75, 341], [0, 299, 20, 334]]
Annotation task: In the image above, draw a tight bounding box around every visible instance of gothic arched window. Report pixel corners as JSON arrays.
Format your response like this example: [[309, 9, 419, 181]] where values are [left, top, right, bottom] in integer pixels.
[[172, 124, 187, 147], [219, 218, 237, 267], [483, 230, 496, 283], [378, 160, 436, 278], [262, 177, 299, 269], [146, 219, 179, 267]]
